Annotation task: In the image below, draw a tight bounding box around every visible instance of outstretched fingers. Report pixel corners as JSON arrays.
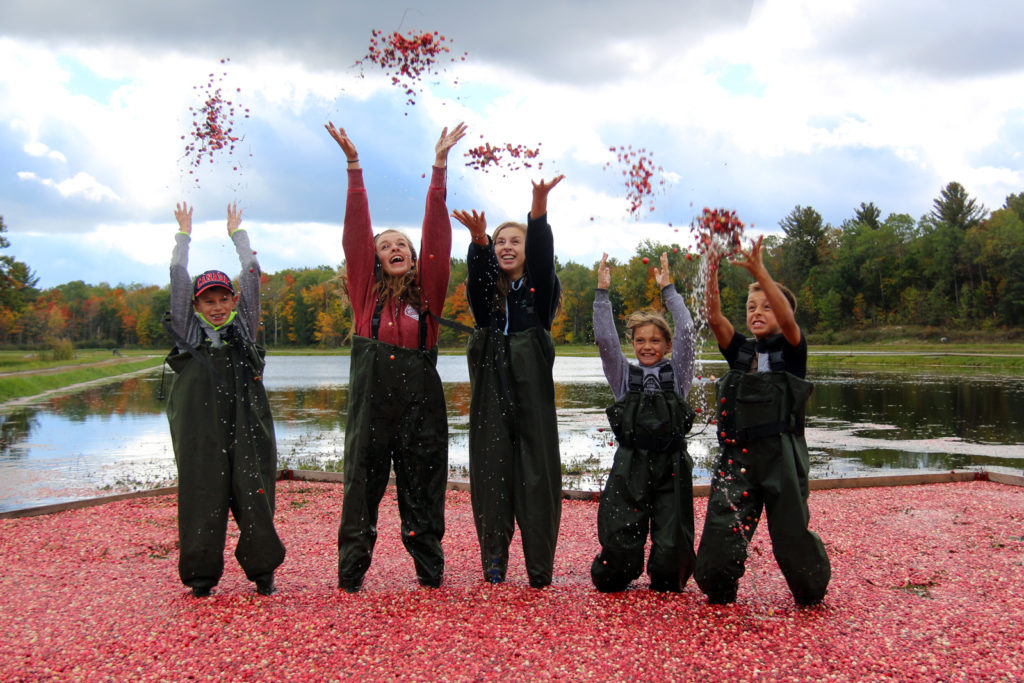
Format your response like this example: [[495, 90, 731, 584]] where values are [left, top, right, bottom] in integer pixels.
[[174, 202, 193, 234], [436, 121, 468, 156], [226, 202, 243, 233], [653, 251, 671, 288], [597, 252, 611, 289], [532, 174, 565, 196], [451, 209, 487, 242], [325, 121, 358, 160]]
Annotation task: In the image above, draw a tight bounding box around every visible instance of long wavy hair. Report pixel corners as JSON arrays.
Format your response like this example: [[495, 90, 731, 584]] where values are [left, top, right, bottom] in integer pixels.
[[372, 229, 421, 309]]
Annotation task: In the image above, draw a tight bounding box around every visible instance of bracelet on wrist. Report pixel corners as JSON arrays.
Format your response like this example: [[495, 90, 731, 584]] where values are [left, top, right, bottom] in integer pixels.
[[347, 157, 359, 164]]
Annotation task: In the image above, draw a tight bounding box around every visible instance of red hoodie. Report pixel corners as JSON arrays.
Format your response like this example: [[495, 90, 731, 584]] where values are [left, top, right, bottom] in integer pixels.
[[342, 166, 451, 349]]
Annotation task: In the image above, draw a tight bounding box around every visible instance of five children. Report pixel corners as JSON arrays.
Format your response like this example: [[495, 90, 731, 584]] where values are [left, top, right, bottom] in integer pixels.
[[164, 134, 828, 605]]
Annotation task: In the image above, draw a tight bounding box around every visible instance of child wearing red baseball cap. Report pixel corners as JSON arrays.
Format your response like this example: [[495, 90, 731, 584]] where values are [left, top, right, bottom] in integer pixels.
[[165, 201, 285, 598]]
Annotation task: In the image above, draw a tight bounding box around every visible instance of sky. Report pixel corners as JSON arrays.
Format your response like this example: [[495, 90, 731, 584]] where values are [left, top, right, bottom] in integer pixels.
[[2, 0, 1023, 289]]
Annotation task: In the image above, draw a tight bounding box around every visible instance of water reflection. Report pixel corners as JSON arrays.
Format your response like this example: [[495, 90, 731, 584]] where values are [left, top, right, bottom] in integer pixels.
[[1, 356, 1022, 512]]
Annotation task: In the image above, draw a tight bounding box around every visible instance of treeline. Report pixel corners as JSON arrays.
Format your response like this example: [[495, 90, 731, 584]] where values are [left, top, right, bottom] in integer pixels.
[[2, 182, 1022, 350]]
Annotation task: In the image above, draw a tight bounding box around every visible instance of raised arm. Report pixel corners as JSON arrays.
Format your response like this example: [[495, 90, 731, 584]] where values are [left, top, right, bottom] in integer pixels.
[[455, 209, 497, 327], [227, 202, 260, 337], [169, 202, 194, 337], [594, 253, 630, 400], [705, 250, 736, 349], [529, 174, 564, 221], [419, 123, 466, 315], [730, 235, 801, 346], [656, 251, 695, 398], [525, 175, 563, 327], [327, 123, 374, 311]]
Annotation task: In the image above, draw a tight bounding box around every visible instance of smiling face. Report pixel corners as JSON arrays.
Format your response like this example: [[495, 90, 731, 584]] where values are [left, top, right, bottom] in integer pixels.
[[631, 323, 672, 367], [374, 230, 415, 277], [193, 286, 239, 327], [746, 289, 782, 339], [493, 223, 526, 280]]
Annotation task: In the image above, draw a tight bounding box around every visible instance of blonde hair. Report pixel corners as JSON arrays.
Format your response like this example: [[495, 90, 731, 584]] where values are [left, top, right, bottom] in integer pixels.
[[624, 310, 672, 344], [372, 230, 421, 309], [748, 281, 797, 314]]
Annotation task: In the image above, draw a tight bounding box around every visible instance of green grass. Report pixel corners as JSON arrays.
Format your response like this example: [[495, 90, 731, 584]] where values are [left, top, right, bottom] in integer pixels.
[[0, 349, 159, 373], [0, 356, 164, 403]]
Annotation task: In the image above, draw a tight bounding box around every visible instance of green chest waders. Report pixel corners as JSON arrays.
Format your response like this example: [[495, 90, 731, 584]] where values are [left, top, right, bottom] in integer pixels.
[[337, 305, 448, 590], [466, 325, 562, 587], [591, 365, 696, 592], [694, 368, 831, 605], [166, 336, 284, 592]]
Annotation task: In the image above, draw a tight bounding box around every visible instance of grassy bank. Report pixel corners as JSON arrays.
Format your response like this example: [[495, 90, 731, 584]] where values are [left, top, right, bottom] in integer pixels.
[[0, 348, 159, 373], [0, 353, 164, 404]]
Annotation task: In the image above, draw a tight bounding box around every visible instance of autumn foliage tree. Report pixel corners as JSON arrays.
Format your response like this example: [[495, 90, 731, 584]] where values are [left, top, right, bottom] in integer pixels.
[[4, 182, 1024, 350]]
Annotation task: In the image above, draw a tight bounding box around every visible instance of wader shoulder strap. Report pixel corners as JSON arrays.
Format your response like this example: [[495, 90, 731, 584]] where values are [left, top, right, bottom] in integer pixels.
[[627, 365, 644, 392], [731, 337, 786, 372], [160, 312, 228, 388], [658, 364, 675, 393], [429, 311, 475, 336], [732, 339, 756, 371], [371, 299, 383, 341], [418, 305, 428, 352], [627, 364, 675, 393], [762, 336, 787, 371]]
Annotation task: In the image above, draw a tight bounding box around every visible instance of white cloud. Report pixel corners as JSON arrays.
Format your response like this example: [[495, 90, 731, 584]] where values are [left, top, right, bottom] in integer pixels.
[[23, 140, 67, 162], [18, 170, 119, 202], [3, 0, 1024, 288]]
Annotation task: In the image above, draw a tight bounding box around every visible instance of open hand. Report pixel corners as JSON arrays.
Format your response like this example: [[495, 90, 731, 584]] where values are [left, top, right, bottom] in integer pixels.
[[325, 122, 359, 162], [435, 122, 468, 166], [530, 174, 565, 219], [226, 202, 242, 234], [652, 252, 671, 288], [729, 235, 766, 276], [451, 209, 488, 244], [532, 174, 565, 199], [597, 252, 611, 290], [174, 202, 193, 234]]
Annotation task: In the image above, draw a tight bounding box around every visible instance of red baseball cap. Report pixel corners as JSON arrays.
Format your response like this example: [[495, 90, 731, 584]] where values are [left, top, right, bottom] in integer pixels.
[[193, 270, 235, 297]]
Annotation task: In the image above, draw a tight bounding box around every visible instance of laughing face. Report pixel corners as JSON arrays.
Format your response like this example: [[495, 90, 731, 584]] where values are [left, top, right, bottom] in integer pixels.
[[193, 286, 238, 327], [631, 323, 672, 367], [493, 224, 526, 280], [374, 230, 416, 278]]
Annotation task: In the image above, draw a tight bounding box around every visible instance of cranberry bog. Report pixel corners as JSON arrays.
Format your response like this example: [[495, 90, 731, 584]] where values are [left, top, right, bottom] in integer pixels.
[[1, 478, 1022, 681]]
